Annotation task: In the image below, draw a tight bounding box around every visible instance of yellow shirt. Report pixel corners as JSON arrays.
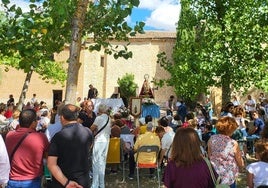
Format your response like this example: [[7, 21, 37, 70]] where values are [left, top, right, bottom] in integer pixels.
[[139, 125, 147, 134], [134, 132, 160, 164]]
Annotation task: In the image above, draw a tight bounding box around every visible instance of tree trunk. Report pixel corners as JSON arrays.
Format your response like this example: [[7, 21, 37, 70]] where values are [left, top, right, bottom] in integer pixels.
[[64, 0, 90, 104], [17, 69, 33, 110], [221, 73, 231, 107]]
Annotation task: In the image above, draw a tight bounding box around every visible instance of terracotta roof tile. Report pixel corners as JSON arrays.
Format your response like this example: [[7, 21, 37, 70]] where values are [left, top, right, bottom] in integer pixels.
[[130, 31, 176, 39]]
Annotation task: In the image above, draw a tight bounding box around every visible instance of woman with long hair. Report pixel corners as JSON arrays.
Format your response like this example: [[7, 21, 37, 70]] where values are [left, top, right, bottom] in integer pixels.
[[163, 127, 216, 188]]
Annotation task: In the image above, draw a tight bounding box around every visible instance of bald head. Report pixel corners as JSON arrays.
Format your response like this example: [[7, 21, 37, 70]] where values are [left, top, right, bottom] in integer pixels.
[[61, 104, 80, 121]]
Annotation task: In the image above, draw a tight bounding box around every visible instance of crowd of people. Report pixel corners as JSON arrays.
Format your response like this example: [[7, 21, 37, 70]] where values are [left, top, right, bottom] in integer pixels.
[[0, 92, 268, 188]]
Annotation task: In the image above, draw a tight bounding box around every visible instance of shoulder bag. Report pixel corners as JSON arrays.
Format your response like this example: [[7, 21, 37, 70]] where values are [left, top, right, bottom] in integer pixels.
[[9, 132, 30, 163], [203, 157, 229, 188], [94, 116, 109, 137]]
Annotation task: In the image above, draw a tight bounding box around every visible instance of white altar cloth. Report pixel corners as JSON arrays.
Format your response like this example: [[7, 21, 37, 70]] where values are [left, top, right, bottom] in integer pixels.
[[92, 98, 125, 114]]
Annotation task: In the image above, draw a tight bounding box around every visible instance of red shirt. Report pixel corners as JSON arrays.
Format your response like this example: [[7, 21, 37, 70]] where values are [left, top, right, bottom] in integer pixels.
[[5, 127, 49, 180], [4, 110, 12, 119]]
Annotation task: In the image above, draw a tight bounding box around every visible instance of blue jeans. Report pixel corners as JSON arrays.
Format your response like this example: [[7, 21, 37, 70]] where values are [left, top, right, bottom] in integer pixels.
[[7, 177, 41, 188], [230, 181, 236, 188]]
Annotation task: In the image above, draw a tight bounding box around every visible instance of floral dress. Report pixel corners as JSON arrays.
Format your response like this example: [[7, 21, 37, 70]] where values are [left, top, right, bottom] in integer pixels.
[[208, 134, 239, 185]]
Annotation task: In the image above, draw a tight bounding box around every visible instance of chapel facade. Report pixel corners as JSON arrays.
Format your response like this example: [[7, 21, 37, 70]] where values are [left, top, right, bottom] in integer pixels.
[[0, 31, 177, 108]]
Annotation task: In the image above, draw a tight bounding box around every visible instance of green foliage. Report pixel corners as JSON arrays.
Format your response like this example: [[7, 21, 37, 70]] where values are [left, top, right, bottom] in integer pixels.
[[0, 0, 144, 83], [158, 0, 268, 103], [0, 0, 144, 104], [117, 73, 138, 100], [84, 0, 145, 59], [0, 1, 67, 84]]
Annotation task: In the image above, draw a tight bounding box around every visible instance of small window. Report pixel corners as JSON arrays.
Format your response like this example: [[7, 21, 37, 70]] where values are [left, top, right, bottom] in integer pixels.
[[100, 56, 105, 67]]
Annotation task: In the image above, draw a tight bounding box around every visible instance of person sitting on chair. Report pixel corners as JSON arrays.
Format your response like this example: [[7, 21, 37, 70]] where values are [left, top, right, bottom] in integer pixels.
[[128, 122, 160, 180]]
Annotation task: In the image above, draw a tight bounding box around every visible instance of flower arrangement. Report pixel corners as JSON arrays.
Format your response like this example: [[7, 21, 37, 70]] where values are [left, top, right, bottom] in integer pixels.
[[142, 98, 156, 106], [118, 106, 130, 118]]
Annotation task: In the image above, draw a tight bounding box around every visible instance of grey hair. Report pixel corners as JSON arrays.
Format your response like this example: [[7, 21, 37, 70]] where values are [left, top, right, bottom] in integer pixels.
[[146, 122, 154, 131], [98, 104, 108, 113]]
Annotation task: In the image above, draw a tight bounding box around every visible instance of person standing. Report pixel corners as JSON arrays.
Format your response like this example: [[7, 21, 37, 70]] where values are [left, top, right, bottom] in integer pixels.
[[166, 95, 175, 116], [246, 141, 268, 188], [163, 127, 216, 188], [45, 103, 64, 142], [204, 97, 213, 121], [232, 95, 240, 107], [0, 135, 10, 188], [30, 94, 38, 107], [77, 100, 96, 129], [258, 92, 266, 103], [87, 84, 98, 99], [47, 104, 93, 188], [208, 116, 244, 187], [90, 104, 111, 188], [7, 94, 14, 106], [0, 103, 10, 126], [5, 109, 49, 188], [176, 100, 187, 123], [245, 95, 256, 120]]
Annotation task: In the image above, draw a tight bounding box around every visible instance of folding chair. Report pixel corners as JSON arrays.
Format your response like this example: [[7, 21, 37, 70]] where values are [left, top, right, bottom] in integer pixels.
[[106, 137, 125, 182], [120, 134, 135, 151], [135, 145, 160, 188]]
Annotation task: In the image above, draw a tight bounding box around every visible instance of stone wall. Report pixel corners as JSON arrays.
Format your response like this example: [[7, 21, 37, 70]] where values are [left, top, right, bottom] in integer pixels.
[[0, 31, 177, 108]]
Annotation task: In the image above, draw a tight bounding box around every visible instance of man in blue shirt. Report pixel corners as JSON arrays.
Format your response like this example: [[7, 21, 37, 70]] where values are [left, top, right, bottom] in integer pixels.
[[252, 111, 265, 137]]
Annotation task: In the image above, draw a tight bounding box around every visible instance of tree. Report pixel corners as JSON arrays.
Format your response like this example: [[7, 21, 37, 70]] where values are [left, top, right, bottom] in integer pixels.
[[117, 73, 138, 107], [61, 0, 144, 103], [0, 0, 144, 106], [158, 0, 268, 105], [0, 0, 67, 110]]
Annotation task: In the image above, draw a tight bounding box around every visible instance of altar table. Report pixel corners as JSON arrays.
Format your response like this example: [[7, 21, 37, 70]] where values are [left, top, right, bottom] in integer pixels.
[[141, 104, 160, 118]]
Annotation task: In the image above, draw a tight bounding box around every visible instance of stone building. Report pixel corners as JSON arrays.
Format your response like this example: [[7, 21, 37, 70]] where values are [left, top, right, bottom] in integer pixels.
[[0, 31, 177, 108]]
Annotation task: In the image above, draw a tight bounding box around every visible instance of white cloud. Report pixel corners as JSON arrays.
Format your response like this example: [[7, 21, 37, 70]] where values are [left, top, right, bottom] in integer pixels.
[[4, 0, 180, 31], [4, 0, 42, 12], [139, 0, 179, 10], [139, 0, 180, 31]]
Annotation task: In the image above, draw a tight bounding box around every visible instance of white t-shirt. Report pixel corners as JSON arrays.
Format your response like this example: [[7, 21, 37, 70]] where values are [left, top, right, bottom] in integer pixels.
[[94, 114, 111, 142], [247, 161, 268, 188], [245, 99, 256, 112], [0, 135, 10, 184], [232, 100, 240, 106], [161, 129, 175, 158]]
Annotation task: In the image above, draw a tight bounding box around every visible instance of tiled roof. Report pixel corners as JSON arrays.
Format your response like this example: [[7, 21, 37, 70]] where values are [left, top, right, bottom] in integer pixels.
[[130, 31, 176, 39]]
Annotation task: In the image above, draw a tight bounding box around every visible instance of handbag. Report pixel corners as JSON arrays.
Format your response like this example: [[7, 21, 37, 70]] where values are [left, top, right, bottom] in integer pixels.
[[203, 157, 229, 188]]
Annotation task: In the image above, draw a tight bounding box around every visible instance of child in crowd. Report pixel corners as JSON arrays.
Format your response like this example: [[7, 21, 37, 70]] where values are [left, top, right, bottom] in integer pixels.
[[246, 141, 268, 188]]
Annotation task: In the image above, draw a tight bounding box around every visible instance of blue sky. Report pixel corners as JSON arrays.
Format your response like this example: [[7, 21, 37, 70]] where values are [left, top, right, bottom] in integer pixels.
[[6, 0, 180, 31], [130, 0, 180, 31]]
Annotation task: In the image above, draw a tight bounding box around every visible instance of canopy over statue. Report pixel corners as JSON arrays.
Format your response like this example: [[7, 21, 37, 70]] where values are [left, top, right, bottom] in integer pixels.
[[139, 74, 154, 98]]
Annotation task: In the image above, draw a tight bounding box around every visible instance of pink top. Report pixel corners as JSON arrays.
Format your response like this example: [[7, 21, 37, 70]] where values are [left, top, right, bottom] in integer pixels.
[[208, 134, 239, 185], [5, 128, 49, 180]]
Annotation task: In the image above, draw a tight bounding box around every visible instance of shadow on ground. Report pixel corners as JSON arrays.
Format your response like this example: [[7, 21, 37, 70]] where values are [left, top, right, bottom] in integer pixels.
[[43, 155, 256, 188], [105, 155, 258, 188]]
